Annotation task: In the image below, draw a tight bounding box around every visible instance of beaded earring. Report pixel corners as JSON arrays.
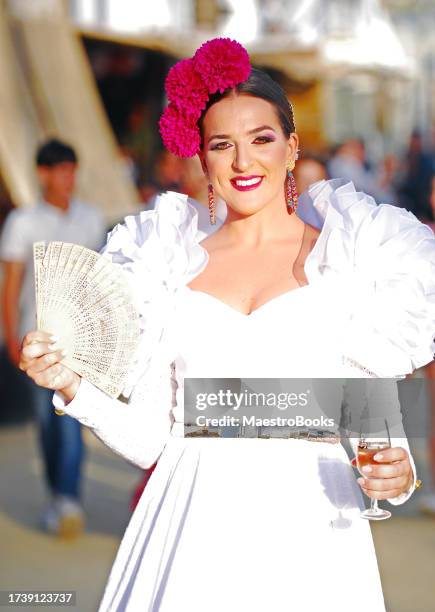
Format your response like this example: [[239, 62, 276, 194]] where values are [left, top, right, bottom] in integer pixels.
[[286, 162, 298, 215], [208, 183, 216, 225]]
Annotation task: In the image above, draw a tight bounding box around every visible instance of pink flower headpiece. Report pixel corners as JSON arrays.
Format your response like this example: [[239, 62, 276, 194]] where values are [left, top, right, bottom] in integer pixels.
[[159, 38, 251, 158]]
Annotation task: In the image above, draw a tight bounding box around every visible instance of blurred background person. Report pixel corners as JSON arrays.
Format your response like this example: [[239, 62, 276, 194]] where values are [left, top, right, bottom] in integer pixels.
[[150, 150, 185, 194], [0, 138, 105, 538], [137, 150, 185, 210], [375, 152, 401, 205], [293, 156, 328, 227], [397, 131, 434, 218], [122, 102, 154, 182], [293, 156, 328, 195], [181, 155, 210, 205], [327, 138, 396, 203], [419, 174, 435, 232], [138, 150, 226, 233], [328, 139, 376, 194]]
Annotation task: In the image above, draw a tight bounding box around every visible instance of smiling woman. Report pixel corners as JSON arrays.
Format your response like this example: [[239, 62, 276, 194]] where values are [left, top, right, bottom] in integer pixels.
[[190, 72, 314, 311], [201, 95, 296, 212], [198, 67, 298, 219], [19, 38, 435, 612]]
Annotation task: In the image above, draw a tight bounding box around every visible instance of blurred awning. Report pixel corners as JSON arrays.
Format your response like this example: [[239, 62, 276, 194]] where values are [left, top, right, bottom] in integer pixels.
[[76, 25, 322, 81], [0, 2, 41, 207], [0, 0, 140, 217], [320, 4, 415, 78], [73, 0, 414, 80], [77, 25, 414, 84]]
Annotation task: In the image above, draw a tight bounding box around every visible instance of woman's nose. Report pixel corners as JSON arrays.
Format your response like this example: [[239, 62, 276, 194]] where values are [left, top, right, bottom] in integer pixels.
[[232, 145, 251, 172]]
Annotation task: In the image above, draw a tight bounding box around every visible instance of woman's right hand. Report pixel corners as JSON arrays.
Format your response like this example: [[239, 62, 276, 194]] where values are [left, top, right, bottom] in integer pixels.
[[19, 331, 81, 403]]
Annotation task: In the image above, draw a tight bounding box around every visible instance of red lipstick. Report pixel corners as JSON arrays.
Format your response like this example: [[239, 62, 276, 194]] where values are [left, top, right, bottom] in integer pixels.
[[230, 175, 264, 192]]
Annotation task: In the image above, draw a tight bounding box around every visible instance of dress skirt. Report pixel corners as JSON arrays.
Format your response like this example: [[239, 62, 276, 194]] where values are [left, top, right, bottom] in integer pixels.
[[97, 436, 386, 612]]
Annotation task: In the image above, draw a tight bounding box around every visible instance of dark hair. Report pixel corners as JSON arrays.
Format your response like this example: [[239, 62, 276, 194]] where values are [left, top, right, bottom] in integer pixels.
[[36, 138, 78, 167], [199, 68, 295, 141]]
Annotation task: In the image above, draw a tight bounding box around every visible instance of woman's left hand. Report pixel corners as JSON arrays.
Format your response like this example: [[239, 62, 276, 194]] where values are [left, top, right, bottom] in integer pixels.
[[352, 447, 413, 499]]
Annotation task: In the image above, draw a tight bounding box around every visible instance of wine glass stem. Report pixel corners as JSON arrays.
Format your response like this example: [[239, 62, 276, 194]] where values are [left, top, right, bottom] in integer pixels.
[[371, 499, 379, 514]]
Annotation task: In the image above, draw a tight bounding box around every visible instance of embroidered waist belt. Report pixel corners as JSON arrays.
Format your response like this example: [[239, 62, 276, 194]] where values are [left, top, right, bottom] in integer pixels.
[[182, 424, 341, 444]]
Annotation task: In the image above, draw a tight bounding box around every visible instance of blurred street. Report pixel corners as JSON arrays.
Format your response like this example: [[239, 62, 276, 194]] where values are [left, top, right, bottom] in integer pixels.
[[0, 423, 141, 612], [0, 422, 434, 612]]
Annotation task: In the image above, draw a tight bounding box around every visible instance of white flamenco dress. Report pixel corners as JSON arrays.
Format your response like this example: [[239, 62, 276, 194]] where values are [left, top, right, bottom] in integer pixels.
[[54, 180, 435, 612]]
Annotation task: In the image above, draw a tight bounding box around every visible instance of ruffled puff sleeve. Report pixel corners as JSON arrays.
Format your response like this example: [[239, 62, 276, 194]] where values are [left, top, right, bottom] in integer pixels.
[[53, 192, 208, 469], [305, 179, 435, 378]]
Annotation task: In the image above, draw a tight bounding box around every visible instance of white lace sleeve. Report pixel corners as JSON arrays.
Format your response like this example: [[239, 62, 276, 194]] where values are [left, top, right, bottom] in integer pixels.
[[53, 350, 176, 469], [344, 379, 416, 505], [51, 191, 208, 469]]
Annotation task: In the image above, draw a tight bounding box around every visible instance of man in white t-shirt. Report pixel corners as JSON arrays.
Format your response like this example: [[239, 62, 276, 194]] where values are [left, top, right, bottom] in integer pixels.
[[0, 139, 106, 537]]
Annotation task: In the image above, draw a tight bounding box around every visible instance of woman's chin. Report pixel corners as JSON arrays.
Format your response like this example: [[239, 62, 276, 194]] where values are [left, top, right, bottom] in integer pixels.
[[223, 193, 269, 217], [226, 204, 265, 218]]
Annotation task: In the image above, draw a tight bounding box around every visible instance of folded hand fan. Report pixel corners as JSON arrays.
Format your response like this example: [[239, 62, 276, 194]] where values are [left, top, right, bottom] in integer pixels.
[[33, 241, 140, 398]]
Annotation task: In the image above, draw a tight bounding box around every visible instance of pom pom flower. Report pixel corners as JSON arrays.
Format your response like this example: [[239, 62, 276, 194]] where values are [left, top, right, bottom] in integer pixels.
[[159, 104, 201, 159], [159, 38, 252, 158], [165, 58, 209, 119], [193, 38, 251, 94]]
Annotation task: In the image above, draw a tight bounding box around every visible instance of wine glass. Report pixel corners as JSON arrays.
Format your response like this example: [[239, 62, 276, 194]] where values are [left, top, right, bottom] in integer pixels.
[[357, 417, 392, 521]]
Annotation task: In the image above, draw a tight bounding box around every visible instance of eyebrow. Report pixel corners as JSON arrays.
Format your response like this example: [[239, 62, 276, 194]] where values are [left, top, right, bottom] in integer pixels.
[[207, 125, 276, 143]]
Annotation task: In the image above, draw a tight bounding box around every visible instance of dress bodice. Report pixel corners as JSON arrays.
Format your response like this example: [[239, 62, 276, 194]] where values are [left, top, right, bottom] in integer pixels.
[[172, 281, 346, 378]]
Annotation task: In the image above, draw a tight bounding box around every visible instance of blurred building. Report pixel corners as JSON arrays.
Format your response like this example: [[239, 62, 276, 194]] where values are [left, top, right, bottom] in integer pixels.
[[385, 0, 435, 145], [0, 0, 432, 221], [0, 0, 139, 224], [69, 0, 418, 154]]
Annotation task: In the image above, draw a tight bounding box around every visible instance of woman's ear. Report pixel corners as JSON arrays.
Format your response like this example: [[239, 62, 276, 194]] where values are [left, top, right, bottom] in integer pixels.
[[198, 152, 209, 180], [286, 133, 299, 166]]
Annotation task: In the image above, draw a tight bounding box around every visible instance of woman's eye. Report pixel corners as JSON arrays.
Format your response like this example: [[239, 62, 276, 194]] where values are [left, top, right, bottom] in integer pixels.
[[253, 136, 274, 144], [211, 142, 231, 151]]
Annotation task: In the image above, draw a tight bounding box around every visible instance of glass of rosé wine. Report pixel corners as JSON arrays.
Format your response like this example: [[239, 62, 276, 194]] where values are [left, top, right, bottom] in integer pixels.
[[357, 418, 392, 521]]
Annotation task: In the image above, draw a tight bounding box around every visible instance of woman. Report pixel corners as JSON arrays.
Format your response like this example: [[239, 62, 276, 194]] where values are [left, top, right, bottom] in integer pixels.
[[19, 39, 435, 611]]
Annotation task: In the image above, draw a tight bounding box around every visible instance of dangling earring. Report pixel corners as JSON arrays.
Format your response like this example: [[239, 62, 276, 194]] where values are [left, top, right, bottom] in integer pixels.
[[286, 162, 298, 215], [208, 183, 216, 225]]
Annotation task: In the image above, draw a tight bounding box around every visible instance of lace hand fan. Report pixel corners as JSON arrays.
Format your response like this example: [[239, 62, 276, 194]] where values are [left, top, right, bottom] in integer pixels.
[[33, 241, 140, 398]]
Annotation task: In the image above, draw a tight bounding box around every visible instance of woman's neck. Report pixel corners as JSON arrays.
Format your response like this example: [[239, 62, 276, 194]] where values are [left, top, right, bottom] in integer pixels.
[[219, 197, 302, 248]]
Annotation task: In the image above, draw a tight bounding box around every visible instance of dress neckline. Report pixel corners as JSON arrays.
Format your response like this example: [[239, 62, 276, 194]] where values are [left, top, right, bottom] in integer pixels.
[[182, 281, 312, 318], [184, 221, 321, 317]]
